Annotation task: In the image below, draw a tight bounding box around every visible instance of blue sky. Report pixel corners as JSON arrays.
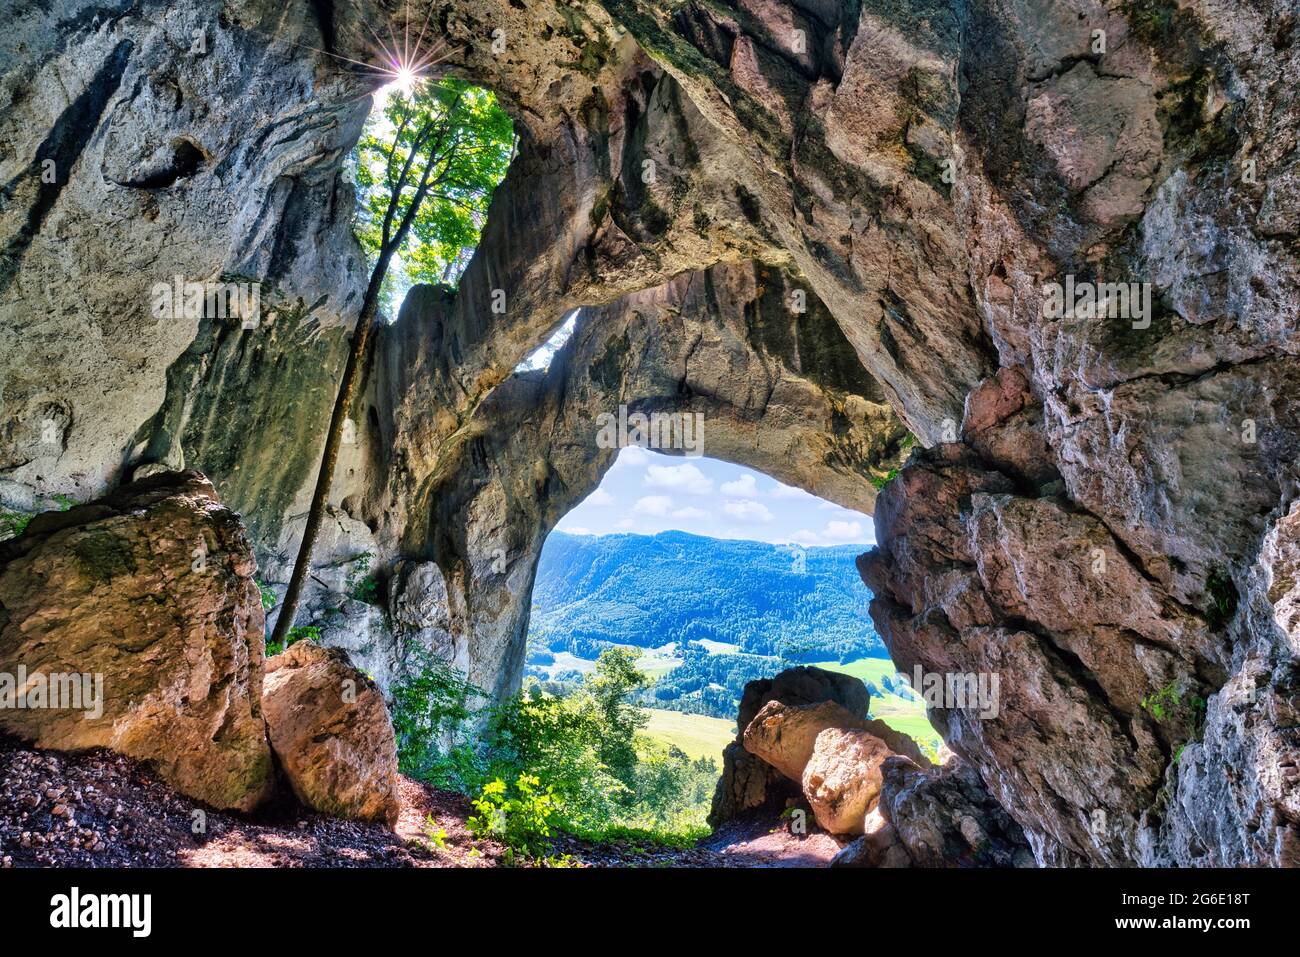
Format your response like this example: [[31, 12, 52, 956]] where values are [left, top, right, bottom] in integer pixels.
[[555, 446, 877, 546], [515, 314, 876, 546]]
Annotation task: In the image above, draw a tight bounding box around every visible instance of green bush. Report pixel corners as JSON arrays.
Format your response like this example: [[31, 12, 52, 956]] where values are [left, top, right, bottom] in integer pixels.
[[0, 509, 32, 541], [1141, 678, 1208, 763], [397, 646, 718, 850], [1204, 568, 1238, 629], [467, 773, 561, 862], [391, 646, 486, 790], [345, 552, 381, 605], [265, 624, 320, 657], [484, 688, 627, 830]]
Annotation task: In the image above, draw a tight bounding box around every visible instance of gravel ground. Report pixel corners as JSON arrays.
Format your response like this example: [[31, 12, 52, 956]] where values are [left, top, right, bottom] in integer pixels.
[[0, 735, 836, 868]]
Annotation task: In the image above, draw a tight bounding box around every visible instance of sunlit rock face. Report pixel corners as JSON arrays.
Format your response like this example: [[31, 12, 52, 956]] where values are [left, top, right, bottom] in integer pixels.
[[858, 0, 1300, 867], [0, 472, 275, 812], [2, 0, 1298, 867]]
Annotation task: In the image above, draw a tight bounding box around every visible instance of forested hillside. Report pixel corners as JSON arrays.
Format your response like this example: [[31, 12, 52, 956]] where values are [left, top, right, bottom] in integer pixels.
[[529, 531, 884, 662]]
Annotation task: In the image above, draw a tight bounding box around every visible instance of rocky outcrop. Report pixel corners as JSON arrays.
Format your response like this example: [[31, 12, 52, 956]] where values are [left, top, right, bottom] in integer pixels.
[[861, 401, 1299, 865], [709, 741, 787, 829], [801, 727, 892, 835], [743, 700, 868, 783], [830, 809, 913, 868], [0, 471, 274, 812], [833, 756, 1033, 868], [718, 664, 934, 837], [262, 641, 400, 826], [735, 665, 873, 735], [710, 665, 875, 825], [742, 697, 929, 782], [877, 756, 1034, 868]]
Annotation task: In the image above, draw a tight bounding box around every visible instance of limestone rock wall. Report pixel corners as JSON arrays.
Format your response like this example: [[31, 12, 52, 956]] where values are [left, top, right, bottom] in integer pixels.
[[860, 0, 1300, 866], [0, 0, 369, 501]]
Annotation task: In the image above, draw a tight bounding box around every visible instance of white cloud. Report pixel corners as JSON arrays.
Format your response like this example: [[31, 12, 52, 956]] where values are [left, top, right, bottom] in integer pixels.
[[720, 474, 758, 497], [789, 529, 822, 545], [770, 481, 811, 500], [673, 506, 708, 519], [560, 525, 592, 535], [633, 495, 673, 517], [822, 519, 868, 542], [611, 445, 651, 470], [646, 463, 713, 495], [724, 499, 774, 523], [584, 488, 615, 507], [616, 518, 636, 529]]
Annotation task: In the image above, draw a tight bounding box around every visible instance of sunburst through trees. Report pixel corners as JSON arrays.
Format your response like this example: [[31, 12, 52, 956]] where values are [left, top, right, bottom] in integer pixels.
[[271, 71, 514, 647]]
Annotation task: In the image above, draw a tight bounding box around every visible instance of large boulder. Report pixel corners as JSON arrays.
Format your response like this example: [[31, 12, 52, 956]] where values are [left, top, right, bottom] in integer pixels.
[[262, 641, 400, 826], [830, 807, 912, 868], [743, 700, 869, 782], [0, 471, 274, 811], [710, 665, 874, 826], [880, 756, 1034, 867], [801, 728, 893, 835], [737, 666, 871, 732], [708, 741, 793, 828], [834, 756, 1035, 867], [862, 718, 932, 770]]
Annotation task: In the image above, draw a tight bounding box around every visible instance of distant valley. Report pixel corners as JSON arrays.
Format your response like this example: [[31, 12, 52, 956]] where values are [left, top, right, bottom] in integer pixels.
[[526, 531, 939, 758]]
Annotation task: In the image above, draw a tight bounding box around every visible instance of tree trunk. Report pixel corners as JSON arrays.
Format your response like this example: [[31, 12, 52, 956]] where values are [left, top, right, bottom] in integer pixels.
[[270, 101, 453, 648], [269, 257, 392, 648]]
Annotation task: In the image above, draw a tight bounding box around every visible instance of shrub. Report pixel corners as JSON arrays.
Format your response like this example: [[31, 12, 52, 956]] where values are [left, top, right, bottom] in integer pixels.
[[390, 646, 486, 790], [467, 774, 562, 863], [345, 552, 381, 605], [1204, 568, 1238, 629], [1141, 678, 1208, 762], [0, 509, 32, 541], [870, 469, 898, 490], [265, 624, 319, 657], [482, 685, 627, 832], [397, 646, 720, 849]]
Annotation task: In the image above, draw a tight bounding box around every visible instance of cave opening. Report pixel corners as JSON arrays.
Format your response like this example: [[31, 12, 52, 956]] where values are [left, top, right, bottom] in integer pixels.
[[0, 0, 1292, 879], [497, 446, 942, 842], [348, 73, 516, 320]]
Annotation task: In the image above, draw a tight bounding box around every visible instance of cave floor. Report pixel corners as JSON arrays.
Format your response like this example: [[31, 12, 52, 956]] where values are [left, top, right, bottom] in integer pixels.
[[0, 737, 839, 868]]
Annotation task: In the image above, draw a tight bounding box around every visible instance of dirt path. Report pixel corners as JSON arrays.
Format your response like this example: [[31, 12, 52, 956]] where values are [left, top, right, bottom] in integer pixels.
[[0, 737, 837, 868]]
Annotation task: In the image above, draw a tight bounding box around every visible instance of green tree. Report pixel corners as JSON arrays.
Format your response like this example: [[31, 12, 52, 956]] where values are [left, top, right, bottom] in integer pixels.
[[271, 78, 513, 646], [353, 79, 515, 298], [578, 647, 649, 790], [483, 685, 626, 831]]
